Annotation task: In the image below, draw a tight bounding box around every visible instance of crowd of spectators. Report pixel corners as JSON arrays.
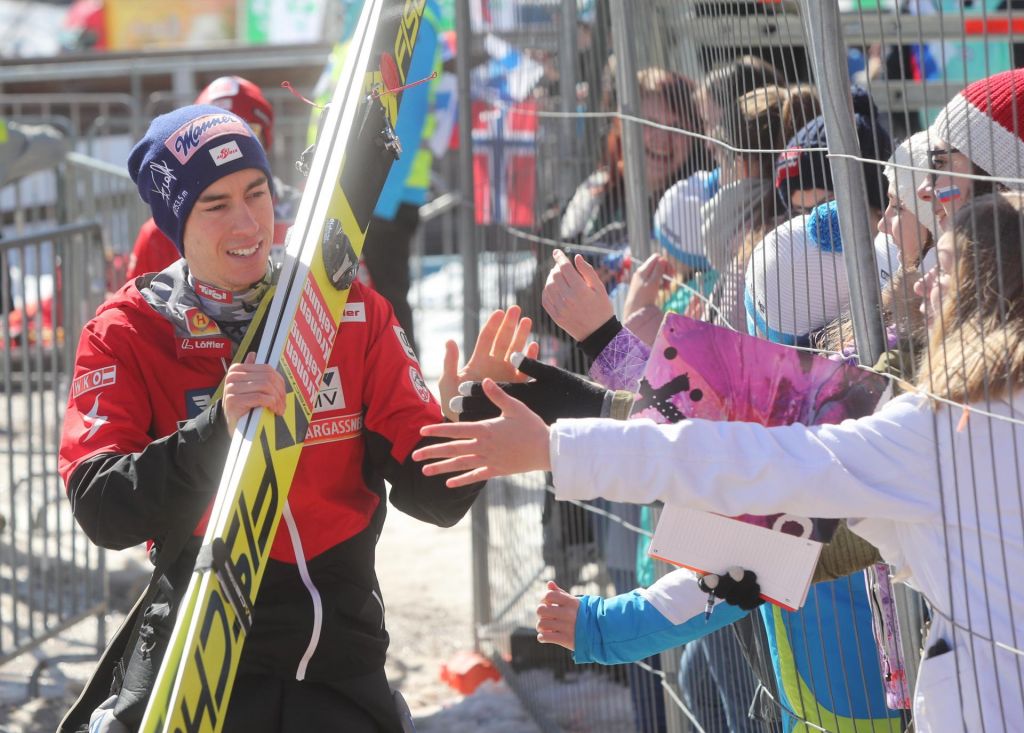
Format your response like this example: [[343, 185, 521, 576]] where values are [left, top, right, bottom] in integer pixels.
[[417, 54, 1024, 733]]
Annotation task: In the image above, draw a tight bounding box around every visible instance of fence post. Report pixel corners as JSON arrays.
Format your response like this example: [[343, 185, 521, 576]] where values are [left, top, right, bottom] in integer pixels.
[[558, 0, 580, 207], [608, 0, 652, 260], [456, 0, 490, 649], [801, 0, 925, 698], [798, 0, 886, 366]]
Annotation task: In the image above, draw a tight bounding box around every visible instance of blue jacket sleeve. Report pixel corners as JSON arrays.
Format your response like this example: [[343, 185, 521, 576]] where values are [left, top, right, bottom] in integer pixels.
[[373, 2, 439, 220], [573, 590, 748, 665]]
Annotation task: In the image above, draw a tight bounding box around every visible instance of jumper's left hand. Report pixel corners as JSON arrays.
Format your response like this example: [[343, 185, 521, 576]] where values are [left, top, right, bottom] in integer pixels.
[[413, 379, 551, 487], [437, 306, 539, 421]]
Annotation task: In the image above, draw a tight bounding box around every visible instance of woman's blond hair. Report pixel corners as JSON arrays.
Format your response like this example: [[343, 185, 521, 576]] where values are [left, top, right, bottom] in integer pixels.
[[916, 192, 1024, 404]]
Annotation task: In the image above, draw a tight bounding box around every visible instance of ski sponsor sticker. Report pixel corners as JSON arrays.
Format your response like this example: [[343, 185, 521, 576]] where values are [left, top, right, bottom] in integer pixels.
[[408, 365, 431, 403], [304, 413, 363, 446], [165, 113, 251, 165], [195, 280, 233, 303], [394, 325, 417, 362], [185, 307, 221, 336], [284, 278, 334, 414], [210, 140, 243, 166], [342, 302, 366, 323], [313, 366, 345, 413], [72, 365, 116, 398]]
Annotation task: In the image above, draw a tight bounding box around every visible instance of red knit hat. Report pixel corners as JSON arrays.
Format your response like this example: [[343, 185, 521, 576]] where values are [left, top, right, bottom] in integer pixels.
[[195, 76, 274, 150], [931, 68, 1024, 191]]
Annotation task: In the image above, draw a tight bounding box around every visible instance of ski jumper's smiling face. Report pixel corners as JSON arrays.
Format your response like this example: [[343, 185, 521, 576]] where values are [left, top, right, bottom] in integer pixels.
[[181, 169, 274, 291]]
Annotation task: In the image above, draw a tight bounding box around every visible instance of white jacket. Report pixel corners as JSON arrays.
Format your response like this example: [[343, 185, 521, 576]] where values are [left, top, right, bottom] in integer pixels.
[[550, 391, 1024, 733]]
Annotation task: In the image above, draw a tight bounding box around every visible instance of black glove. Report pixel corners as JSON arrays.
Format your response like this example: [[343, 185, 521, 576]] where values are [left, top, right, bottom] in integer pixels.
[[452, 353, 611, 425], [698, 567, 764, 611]]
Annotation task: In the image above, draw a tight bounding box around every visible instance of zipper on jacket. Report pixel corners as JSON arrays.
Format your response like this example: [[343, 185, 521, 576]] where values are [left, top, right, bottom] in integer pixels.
[[281, 501, 323, 681]]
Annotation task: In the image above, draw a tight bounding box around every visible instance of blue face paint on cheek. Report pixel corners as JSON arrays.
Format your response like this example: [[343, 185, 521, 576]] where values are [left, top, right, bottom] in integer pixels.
[[936, 185, 962, 203]]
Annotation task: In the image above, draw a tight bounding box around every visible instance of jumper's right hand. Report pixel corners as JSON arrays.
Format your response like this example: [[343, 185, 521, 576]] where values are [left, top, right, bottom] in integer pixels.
[[222, 352, 287, 435], [542, 249, 614, 342], [536, 580, 579, 651]]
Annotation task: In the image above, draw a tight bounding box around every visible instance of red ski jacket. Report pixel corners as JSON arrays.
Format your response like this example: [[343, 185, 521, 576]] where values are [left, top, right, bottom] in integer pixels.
[[59, 276, 480, 688]]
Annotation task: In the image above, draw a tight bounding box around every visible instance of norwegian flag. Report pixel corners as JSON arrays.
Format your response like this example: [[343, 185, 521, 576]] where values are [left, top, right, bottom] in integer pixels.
[[472, 99, 537, 227]]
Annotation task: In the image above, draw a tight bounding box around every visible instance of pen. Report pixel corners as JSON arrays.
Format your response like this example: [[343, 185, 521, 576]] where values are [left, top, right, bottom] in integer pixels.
[[703, 591, 715, 623]]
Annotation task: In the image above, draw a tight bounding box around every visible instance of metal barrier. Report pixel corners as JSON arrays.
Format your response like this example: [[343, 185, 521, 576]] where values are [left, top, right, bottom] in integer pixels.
[[0, 222, 109, 666], [455, 1, 1024, 731], [61, 152, 151, 288]]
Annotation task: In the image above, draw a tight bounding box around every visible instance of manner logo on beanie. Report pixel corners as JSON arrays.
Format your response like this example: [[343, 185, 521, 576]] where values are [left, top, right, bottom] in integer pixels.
[[128, 104, 273, 255]]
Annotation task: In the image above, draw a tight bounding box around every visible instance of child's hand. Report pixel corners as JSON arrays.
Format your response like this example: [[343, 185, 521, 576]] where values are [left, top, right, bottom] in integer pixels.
[[623, 253, 671, 322], [536, 580, 580, 651], [542, 249, 614, 341]]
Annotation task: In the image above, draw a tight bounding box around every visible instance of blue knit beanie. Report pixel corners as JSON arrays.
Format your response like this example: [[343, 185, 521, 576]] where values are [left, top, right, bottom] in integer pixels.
[[127, 104, 273, 254], [774, 104, 892, 215]]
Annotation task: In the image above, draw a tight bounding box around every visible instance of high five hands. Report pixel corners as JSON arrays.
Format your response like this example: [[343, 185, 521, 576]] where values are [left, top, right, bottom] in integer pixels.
[[413, 377, 552, 487], [437, 305, 539, 422]]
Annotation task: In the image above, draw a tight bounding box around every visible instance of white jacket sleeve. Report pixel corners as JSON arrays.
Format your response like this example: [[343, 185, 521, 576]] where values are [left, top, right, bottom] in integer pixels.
[[550, 392, 941, 523]]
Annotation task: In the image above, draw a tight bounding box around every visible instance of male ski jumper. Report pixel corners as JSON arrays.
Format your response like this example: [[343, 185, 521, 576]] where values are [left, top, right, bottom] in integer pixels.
[[59, 106, 482, 732]]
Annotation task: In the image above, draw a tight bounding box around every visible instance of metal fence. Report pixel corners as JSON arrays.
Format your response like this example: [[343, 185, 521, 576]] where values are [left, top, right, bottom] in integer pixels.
[[0, 222, 109, 666], [0, 140, 143, 683], [455, 1, 1024, 731]]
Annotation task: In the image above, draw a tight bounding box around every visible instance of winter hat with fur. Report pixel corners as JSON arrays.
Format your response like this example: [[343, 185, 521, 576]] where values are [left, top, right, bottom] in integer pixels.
[[931, 68, 1024, 191], [128, 105, 273, 255]]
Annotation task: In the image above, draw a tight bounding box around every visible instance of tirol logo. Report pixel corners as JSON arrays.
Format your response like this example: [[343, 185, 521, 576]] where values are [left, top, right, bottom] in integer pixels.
[[165, 114, 251, 165], [210, 140, 243, 166], [149, 160, 177, 206], [185, 307, 221, 337], [195, 280, 232, 303]]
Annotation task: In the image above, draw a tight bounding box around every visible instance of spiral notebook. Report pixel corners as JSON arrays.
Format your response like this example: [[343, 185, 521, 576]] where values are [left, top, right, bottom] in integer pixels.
[[636, 314, 887, 610]]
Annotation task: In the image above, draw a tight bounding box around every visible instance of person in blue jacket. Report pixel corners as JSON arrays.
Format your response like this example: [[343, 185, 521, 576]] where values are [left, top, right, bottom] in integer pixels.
[[309, 0, 442, 352]]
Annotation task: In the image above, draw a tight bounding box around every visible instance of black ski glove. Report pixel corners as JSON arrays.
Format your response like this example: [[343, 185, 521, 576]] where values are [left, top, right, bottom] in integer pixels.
[[451, 353, 611, 425], [698, 567, 764, 611]]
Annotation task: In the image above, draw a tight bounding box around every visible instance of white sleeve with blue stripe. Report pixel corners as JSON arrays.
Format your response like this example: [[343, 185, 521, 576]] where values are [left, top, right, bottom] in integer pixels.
[[573, 567, 749, 665]]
